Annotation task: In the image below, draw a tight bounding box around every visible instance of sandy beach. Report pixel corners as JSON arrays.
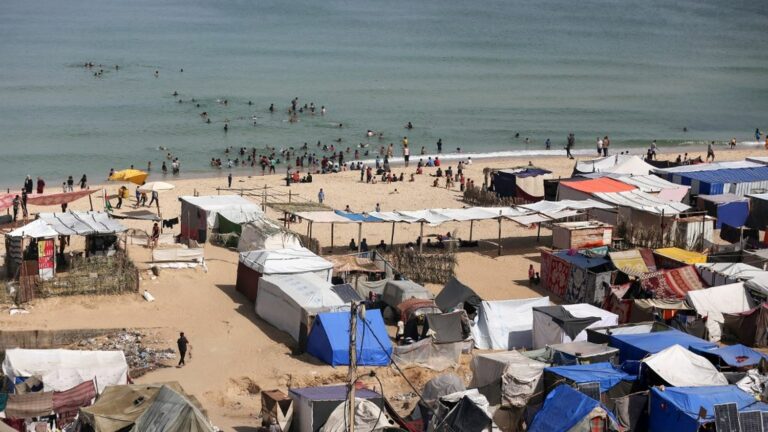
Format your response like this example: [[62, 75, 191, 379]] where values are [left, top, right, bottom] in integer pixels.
[[0, 146, 765, 430]]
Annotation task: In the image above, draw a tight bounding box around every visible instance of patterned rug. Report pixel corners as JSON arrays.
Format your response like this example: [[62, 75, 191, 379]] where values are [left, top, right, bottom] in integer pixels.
[[640, 265, 706, 299]]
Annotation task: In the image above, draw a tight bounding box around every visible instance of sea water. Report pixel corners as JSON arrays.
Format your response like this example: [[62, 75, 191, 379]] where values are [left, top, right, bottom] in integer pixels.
[[1, 0, 767, 187]]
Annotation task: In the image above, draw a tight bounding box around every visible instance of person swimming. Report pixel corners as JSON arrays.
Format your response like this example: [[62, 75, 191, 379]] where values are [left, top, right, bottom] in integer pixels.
[[173, 91, 178, 96], [406, 121, 413, 129]]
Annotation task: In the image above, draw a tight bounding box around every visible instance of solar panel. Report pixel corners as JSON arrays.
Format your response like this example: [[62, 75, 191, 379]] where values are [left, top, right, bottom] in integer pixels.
[[576, 382, 601, 401], [714, 403, 740, 432], [740, 411, 764, 432]]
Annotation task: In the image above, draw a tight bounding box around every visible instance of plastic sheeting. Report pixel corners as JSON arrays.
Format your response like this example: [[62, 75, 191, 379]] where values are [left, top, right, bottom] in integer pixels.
[[528, 384, 619, 432], [422, 374, 466, 410], [381, 279, 431, 308], [574, 155, 655, 176], [471, 297, 551, 350], [29, 212, 127, 236], [237, 218, 302, 252], [178, 195, 263, 227], [2, 349, 128, 393], [435, 277, 482, 313], [391, 338, 462, 371], [591, 190, 690, 215], [696, 262, 768, 286], [690, 344, 768, 368], [609, 329, 717, 363], [239, 247, 333, 282], [470, 351, 548, 408], [7, 219, 58, 238], [130, 385, 213, 432], [546, 362, 636, 393], [642, 345, 727, 387], [685, 283, 753, 342], [321, 398, 393, 432], [532, 304, 618, 349]]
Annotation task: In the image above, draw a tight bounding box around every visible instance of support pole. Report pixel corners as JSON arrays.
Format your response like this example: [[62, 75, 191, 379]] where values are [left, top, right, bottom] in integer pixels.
[[497, 217, 502, 256], [390, 222, 395, 249], [357, 223, 362, 253], [419, 222, 424, 253], [88, 193, 94, 211], [331, 223, 334, 250], [537, 223, 541, 242], [348, 302, 359, 432]]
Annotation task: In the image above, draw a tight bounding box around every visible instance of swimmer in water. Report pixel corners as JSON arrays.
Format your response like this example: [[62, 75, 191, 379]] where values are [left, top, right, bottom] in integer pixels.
[[248, 101, 253, 105], [338, 123, 343, 128], [269, 103, 275, 112], [406, 121, 413, 129], [173, 91, 178, 96], [154, 70, 159, 77], [206, 118, 211, 124], [367, 130, 374, 137], [224, 123, 228, 132]]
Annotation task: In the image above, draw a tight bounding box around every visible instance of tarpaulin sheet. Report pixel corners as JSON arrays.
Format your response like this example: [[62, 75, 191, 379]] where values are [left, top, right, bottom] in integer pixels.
[[592, 190, 690, 215], [519, 199, 614, 213], [391, 338, 462, 371], [239, 247, 333, 278], [130, 385, 213, 432], [546, 362, 636, 392], [561, 177, 637, 193], [613, 174, 688, 193], [528, 384, 619, 432], [179, 195, 263, 227], [685, 282, 753, 342], [639, 265, 706, 300], [470, 351, 547, 407], [471, 297, 551, 350], [690, 344, 768, 368], [333, 211, 383, 222], [33, 211, 128, 236], [609, 250, 651, 275], [533, 306, 601, 340], [696, 262, 768, 286], [654, 247, 707, 265], [295, 211, 354, 223], [427, 312, 466, 344], [609, 329, 716, 362], [654, 160, 763, 175], [723, 303, 768, 347], [574, 155, 654, 176], [642, 345, 728, 387], [435, 277, 482, 312], [7, 219, 58, 238], [4, 391, 53, 419]]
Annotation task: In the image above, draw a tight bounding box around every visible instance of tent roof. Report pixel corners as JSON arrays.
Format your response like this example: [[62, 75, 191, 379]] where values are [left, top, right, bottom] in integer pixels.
[[130, 385, 213, 432], [675, 166, 768, 183], [592, 190, 690, 215], [546, 362, 636, 392], [611, 174, 690, 193], [552, 250, 610, 270], [306, 309, 392, 366], [609, 249, 653, 275], [560, 177, 637, 193], [574, 155, 654, 176], [472, 297, 551, 350], [7, 219, 58, 238], [690, 344, 768, 368], [239, 247, 333, 274], [696, 262, 767, 281], [179, 195, 263, 225], [259, 273, 344, 312], [528, 384, 618, 432], [14, 212, 128, 236], [642, 345, 728, 387], [549, 341, 619, 358], [609, 329, 716, 362], [654, 247, 707, 264], [697, 193, 749, 204], [435, 277, 482, 312], [653, 160, 763, 175], [650, 385, 768, 427], [289, 385, 380, 401]]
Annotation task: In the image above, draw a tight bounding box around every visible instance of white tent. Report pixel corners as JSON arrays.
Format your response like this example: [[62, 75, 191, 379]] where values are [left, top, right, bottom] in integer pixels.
[[696, 262, 768, 286], [575, 155, 654, 176], [641, 345, 728, 387], [321, 398, 393, 432], [239, 247, 333, 282], [255, 273, 347, 342], [532, 304, 618, 349], [237, 218, 302, 252], [2, 348, 128, 393], [685, 283, 754, 342], [7, 219, 58, 238], [471, 297, 551, 350], [179, 195, 262, 227], [470, 350, 548, 407]]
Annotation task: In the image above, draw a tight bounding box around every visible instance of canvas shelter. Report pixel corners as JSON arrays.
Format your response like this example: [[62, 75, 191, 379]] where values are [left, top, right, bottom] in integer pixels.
[[685, 282, 754, 342], [608, 329, 716, 362], [129, 385, 213, 432], [426, 311, 469, 343], [648, 385, 768, 432], [236, 217, 301, 252], [471, 296, 551, 350], [641, 344, 728, 387], [434, 277, 482, 314], [320, 398, 393, 432], [490, 167, 553, 202], [236, 247, 333, 302], [690, 344, 768, 370], [306, 309, 392, 366], [532, 304, 618, 349], [289, 385, 383, 432], [381, 279, 431, 309], [528, 384, 620, 432], [548, 341, 620, 365], [543, 362, 636, 405], [723, 303, 768, 347], [470, 350, 548, 407], [2, 349, 128, 393], [540, 250, 614, 305], [255, 273, 347, 344], [696, 194, 750, 229], [696, 262, 768, 286], [178, 195, 263, 242], [573, 154, 655, 176]]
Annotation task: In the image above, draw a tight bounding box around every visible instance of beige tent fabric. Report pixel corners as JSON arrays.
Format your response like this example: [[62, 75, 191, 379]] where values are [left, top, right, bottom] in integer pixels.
[[130, 385, 213, 432]]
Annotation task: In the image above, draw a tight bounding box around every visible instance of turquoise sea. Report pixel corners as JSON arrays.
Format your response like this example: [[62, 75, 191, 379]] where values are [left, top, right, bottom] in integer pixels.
[[1, 0, 767, 187]]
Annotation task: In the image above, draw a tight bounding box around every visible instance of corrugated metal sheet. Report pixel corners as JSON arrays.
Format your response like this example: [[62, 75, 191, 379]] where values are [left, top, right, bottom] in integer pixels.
[[677, 167, 768, 184]]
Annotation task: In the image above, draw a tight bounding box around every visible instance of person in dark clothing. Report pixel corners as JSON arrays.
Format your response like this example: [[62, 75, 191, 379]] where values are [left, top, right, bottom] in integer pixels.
[[24, 176, 33, 194], [21, 190, 28, 217], [227, 173, 232, 188], [79, 174, 88, 189], [12, 195, 20, 222], [177, 332, 189, 366], [566, 133, 575, 159]]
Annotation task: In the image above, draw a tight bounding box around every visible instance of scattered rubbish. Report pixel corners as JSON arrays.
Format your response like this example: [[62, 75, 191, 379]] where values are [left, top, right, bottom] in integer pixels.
[[143, 290, 155, 302]]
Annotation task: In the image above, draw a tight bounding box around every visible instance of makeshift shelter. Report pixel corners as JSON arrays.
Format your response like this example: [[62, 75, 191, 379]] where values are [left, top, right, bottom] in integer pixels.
[[236, 247, 333, 302], [320, 398, 394, 432], [641, 344, 727, 387], [490, 167, 553, 202], [605, 174, 690, 201], [685, 282, 754, 342], [696, 262, 768, 286], [746, 192, 768, 230], [637, 265, 707, 299], [129, 385, 213, 432], [435, 277, 482, 315], [531, 304, 618, 349], [540, 250, 614, 305], [723, 303, 768, 347], [543, 362, 636, 405], [653, 247, 707, 268], [392, 338, 463, 371], [573, 154, 655, 176], [471, 296, 551, 350], [551, 221, 613, 250], [603, 291, 693, 325], [289, 385, 383, 432], [558, 177, 637, 201], [431, 393, 494, 432], [609, 329, 716, 362], [548, 341, 620, 365], [586, 321, 673, 345], [658, 165, 768, 196], [690, 344, 768, 370], [2, 349, 128, 393], [236, 217, 301, 252], [528, 384, 620, 432], [422, 374, 466, 410], [608, 249, 656, 276], [306, 309, 392, 367], [426, 311, 469, 344], [255, 273, 347, 344], [260, 390, 293, 432], [79, 383, 189, 431], [178, 195, 263, 242], [381, 279, 432, 309], [648, 385, 768, 432], [470, 350, 548, 407], [696, 194, 750, 229]]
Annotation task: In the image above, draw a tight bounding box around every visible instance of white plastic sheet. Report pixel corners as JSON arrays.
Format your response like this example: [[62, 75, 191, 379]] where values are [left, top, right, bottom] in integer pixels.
[[642, 345, 728, 387], [472, 297, 551, 350]]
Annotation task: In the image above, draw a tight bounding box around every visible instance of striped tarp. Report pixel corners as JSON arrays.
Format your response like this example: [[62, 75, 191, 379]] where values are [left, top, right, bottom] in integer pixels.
[[53, 380, 97, 426]]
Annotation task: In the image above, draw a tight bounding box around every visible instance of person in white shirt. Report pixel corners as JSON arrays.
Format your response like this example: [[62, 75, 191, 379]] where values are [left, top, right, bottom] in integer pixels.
[[596, 137, 603, 155]]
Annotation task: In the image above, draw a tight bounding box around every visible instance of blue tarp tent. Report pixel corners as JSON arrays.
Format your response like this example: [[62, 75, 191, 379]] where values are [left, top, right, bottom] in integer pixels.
[[649, 385, 768, 432], [545, 362, 636, 393], [689, 344, 768, 369], [609, 329, 716, 362], [697, 194, 750, 229], [306, 309, 392, 366], [529, 384, 619, 432]]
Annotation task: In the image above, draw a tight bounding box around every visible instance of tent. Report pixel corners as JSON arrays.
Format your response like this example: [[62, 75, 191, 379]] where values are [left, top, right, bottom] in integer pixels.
[[540, 250, 614, 305], [690, 344, 768, 369], [659, 165, 768, 196], [320, 398, 393, 432], [543, 362, 636, 403], [78, 382, 205, 432], [548, 341, 620, 365], [491, 167, 553, 202], [435, 277, 482, 314], [237, 247, 333, 302], [471, 296, 551, 350], [422, 374, 466, 410], [696, 194, 750, 228], [648, 385, 768, 432], [586, 321, 673, 345], [431, 394, 493, 432], [573, 154, 655, 176], [608, 329, 716, 362], [723, 303, 768, 347], [381, 279, 432, 309], [130, 385, 213, 432], [289, 385, 383, 432], [2, 349, 128, 393], [696, 262, 768, 286], [236, 217, 302, 252], [638, 265, 707, 300], [470, 350, 548, 407], [178, 195, 263, 242], [255, 273, 347, 343], [306, 309, 392, 367], [528, 384, 620, 432], [426, 311, 468, 344], [641, 345, 727, 387], [531, 304, 618, 349], [653, 247, 707, 268], [685, 282, 753, 342], [391, 338, 463, 371]]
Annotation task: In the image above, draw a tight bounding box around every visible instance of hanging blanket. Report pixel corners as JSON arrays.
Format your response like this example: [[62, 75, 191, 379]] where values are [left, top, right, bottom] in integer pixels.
[[640, 265, 705, 299], [53, 380, 97, 426], [544, 254, 571, 297]]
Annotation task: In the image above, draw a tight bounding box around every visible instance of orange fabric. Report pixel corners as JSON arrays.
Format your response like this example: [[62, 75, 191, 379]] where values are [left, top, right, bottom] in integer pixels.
[[560, 177, 637, 193]]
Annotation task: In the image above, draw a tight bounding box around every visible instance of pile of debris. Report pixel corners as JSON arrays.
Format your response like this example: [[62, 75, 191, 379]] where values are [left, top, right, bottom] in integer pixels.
[[71, 329, 176, 378]]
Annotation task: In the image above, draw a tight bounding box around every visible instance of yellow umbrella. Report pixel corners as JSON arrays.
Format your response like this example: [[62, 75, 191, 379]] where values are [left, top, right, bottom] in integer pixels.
[[109, 169, 148, 185]]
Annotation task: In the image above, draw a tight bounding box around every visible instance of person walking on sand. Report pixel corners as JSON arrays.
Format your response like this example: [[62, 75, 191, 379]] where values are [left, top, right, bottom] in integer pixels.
[[67, 176, 74, 192], [596, 137, 603, 156], [21, 189, 28, 218], [707, 141, 716, 162], [227, 173, 232, 188], [545, 138, 551, 150], [177, 332, 189, 367], [150, 222, 160, 248], [36, 177, 45, 194], [602, 136, 610, 156], [79, 174, 88, 189], [12, 195, 20, 222], [403, 144, 410, 167], [317, 188, 325, 204], [148, 190, 159, 208], [565, 133, 575, 159], [24, 176, 33, 194]]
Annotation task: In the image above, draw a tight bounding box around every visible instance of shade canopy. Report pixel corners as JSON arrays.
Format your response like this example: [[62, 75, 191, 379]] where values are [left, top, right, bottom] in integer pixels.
[[109, 169, 148, 185], [138, 181, 175, 192]]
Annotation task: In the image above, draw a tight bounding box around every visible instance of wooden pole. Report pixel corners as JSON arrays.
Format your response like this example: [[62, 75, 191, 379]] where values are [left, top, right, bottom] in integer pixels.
[[331, 223, 334, 250], [348, 302, 359, 432], [88, 193, 94, 211], [537, 223, 541, 242], [419, 222, 424, 253], [469, 219, 474, 242], [497, 217, 502, 256], [390, 222, 395, 249], [357, 223, 362, 253]]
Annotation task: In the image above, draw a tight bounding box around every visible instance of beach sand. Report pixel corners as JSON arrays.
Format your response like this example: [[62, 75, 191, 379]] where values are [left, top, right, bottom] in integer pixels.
[[0, 146, 764, 429]]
